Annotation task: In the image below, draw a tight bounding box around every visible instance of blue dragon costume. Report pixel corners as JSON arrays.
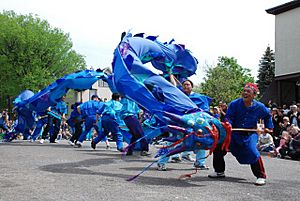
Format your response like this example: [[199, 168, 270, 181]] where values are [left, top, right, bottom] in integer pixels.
[[111, 32, 232, 180], [3, 70, 108, 142]]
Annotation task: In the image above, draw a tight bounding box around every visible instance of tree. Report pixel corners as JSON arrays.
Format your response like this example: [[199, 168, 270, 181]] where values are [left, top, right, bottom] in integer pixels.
[[195, 56, 254, 105], [0, 11, 86, 110], [256, 45, 275, 95]]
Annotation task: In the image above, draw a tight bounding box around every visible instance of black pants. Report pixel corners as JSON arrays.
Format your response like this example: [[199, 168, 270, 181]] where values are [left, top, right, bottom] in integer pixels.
[[213, 144, 266, 178], [50, 118, 61, 143], [69, 121, 83, 143], [41, 116, 52, 140], [123, 115, 148, 153]]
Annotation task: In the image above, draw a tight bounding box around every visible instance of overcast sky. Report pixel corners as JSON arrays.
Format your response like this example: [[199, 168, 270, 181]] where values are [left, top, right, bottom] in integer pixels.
[[0, 0, 290, 84]]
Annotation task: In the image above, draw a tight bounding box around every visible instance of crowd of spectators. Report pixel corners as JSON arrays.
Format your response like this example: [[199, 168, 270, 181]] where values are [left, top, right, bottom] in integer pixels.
[[263, 101, 300, 160]]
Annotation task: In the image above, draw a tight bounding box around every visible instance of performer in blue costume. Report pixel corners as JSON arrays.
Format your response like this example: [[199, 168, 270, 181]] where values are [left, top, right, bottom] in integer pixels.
[[67, 102, 83, 146], [75, 95, 105, 148], [91, 93, 124, 152], [49, 96, 68, 143], [120, 97, 150, 156], [157, 79, 212, 170], [3, 90, 35, 142], [182, 80, 212, 169], [30, 108, 51, 142], [208, 83, 273, 186]]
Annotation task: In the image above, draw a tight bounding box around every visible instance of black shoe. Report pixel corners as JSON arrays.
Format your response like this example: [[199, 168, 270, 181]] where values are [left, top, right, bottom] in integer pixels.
[[74, 143, 82, 148], [126, 151, 133, 156], [91, 141, 96, 150]]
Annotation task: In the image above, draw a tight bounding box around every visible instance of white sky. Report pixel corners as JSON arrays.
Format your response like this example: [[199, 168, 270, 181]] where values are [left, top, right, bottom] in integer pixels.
[[0, 0, 290, 84]]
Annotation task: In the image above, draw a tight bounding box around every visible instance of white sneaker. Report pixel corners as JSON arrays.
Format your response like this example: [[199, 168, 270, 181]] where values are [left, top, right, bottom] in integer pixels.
[[208, 172, 225, 178], [255, 178, 266, 186], [30, 139, 34, 143], [39, 139, 44, 144], [182, 155, 196, 162], [68, 141, 75, 146], [170, 157, 182, 163], [157, 163, 167, 171]]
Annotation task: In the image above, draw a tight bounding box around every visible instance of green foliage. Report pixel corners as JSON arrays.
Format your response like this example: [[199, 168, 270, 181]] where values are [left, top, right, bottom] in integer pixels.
[[195, 56, 254, 105], [256, 45, 275, 95], [0, 11, 86, 110]]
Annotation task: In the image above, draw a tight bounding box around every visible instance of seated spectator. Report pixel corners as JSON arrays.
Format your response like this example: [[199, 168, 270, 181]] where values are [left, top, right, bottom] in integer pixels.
[[276, 116, 291, 147], [275, 125, 300, 159], [287, 105, 299, 127], [257, 132, 275, 152], [288, 133, 300, 160]]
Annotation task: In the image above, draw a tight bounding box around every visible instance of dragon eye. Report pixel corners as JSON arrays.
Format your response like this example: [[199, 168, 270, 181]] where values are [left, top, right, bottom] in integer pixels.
[[187, 120, 195, 126], [196, 118, 204, 124]]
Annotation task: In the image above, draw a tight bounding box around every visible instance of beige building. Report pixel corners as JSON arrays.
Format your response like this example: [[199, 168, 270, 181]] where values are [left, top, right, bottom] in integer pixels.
[[74, 79, 112, 102], [264, 0, 300, 105], [73, 68, 113, 103]]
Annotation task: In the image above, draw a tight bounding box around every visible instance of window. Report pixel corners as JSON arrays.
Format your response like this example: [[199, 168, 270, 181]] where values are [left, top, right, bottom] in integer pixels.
[[98, 80, 108, 87]]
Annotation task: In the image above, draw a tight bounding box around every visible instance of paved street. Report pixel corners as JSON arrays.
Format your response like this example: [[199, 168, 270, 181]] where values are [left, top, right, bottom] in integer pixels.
[[0, 140, 299, 201]]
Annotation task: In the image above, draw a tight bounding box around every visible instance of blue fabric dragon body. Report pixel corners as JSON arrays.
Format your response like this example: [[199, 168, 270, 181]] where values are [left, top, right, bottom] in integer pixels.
[[4, 70, 107, 141], [112, 33, 232, 159]]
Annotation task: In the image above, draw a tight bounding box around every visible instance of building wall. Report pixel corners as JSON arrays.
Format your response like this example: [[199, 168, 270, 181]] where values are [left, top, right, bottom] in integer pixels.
[[74, 80, 112, 102], [275, 6, 300, 76]]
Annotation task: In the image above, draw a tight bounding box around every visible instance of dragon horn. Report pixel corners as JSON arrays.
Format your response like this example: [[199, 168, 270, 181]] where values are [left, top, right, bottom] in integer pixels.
[[167, 125, 189, 134], [163, 112, 187, 125], [165, 145, 187, 157]]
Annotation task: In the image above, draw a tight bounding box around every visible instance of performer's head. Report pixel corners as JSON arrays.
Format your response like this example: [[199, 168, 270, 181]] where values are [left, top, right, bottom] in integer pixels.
[[91, 95, 100, 101], [61, 95, 66, 102], [112, 93, 121, 101], [242, 82, 259, 101], [182, 79, 194, 95]]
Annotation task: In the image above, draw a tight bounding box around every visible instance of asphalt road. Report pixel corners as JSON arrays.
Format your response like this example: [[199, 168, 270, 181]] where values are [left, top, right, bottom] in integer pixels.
[[0, 140, 299, 201]]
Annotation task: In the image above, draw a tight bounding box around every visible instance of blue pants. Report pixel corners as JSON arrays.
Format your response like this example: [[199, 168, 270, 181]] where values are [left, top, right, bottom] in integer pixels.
[[31, 118, 48, 141], [194, 149, 207, 166], [94, 115, 123, 151], [78, 116, 102, 143]]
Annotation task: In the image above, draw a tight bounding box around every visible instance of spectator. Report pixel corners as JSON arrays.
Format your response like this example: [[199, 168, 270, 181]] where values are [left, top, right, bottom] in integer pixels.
[[275, 125, 300, 159], [287, 105, 299, 127], [282, 104, 290, 116], [257, 132, 275, 152], [218, 101, 228, 122], [212, 107, 220, 119], [276, 116, 291, 147], [271, 107, 283, 143]]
